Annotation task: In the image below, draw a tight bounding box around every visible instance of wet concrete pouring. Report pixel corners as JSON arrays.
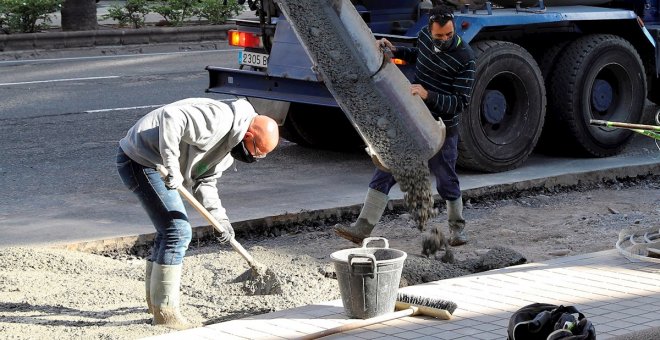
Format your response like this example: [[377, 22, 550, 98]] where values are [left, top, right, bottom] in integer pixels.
[[277, 0, 441, 233], [1, 175, 658, 339]]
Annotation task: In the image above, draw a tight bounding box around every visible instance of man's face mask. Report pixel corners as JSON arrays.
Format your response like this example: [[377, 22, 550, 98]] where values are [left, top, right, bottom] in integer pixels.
[[433, 35, 454, 52], [230, 141, 256, 163]]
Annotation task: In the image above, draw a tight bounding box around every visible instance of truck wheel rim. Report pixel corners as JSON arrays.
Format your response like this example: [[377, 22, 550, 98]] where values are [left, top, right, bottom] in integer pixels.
[[479, 72, 529, 146], [588, 64, 631, 124], [591, 79, 613, 113], [482, 89, 507, 125]]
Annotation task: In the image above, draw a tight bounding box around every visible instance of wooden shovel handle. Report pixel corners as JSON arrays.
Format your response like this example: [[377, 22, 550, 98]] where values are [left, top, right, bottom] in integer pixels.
[[298, 308, 415, 340], [156, 166, 257, 267]]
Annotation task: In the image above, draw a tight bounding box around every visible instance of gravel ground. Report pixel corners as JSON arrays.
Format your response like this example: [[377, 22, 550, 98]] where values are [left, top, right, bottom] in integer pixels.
[[0, 176, 658, 339]]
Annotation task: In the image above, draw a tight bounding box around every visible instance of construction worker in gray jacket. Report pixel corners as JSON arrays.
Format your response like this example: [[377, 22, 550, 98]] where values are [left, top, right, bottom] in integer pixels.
[[116, 98, 279, 329], [335, 4, 475, 248]]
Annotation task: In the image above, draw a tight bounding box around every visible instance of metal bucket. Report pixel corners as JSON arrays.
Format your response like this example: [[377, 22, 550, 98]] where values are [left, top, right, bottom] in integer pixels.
[[330, 237, 407, 319]]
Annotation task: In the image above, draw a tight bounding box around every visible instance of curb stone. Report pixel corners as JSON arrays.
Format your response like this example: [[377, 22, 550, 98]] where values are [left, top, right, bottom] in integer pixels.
[[0, 25, 235, 52], [54, 163, 658, 254]]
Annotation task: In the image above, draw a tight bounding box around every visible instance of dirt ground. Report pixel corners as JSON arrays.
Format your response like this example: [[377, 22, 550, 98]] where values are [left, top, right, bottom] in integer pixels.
[[0, 176, 658, 339]]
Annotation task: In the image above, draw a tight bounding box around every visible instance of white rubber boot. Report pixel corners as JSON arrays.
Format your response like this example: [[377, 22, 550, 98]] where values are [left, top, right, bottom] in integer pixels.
[[335, 188, 389, 245], [150, 263, 193, 330], [145, 260, 153, 314], [447, 197, 467, 246]]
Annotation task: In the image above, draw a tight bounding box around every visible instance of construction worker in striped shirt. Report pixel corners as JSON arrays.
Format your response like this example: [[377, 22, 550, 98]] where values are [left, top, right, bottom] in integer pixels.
[[336, 4, 476, 249]]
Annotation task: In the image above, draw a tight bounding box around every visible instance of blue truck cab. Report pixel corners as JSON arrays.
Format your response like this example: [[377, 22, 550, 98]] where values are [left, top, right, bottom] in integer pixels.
[[208, 0, 660, 172]]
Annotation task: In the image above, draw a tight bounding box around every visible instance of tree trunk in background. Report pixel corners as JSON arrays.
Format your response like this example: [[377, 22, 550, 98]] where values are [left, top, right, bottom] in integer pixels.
[[61, 0, 98, 31]]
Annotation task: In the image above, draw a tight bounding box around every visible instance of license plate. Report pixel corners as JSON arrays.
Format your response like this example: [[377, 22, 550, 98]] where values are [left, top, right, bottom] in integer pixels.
[[239, 50, 269, 68]]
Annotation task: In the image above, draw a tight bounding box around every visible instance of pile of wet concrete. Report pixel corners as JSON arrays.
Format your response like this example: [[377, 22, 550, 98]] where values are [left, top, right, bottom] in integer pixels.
[[0, 237, 526, 339]]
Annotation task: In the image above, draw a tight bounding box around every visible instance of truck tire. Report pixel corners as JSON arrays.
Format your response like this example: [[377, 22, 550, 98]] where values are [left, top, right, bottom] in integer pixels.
[[648, 76, 660, 106], [534, 40, 572, 153], [280, 103, 364, 151], [537, 40, 570, 86], [548, 34, 646, 157], [279, 105, 311, 148], [458, 40, 546, 172]]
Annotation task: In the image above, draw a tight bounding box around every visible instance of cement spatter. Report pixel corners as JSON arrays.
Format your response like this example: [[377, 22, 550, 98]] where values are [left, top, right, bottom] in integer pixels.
[[400, 247, 527, 286], [277, 0, 437, 228]]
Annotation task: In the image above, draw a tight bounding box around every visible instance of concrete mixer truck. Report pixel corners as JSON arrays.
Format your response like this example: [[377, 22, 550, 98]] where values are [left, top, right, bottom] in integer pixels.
[[207, 0, 660, 172]]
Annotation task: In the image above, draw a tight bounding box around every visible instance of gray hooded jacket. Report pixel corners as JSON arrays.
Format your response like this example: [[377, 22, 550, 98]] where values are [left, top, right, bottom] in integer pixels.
[[119, 98, 257, 221]]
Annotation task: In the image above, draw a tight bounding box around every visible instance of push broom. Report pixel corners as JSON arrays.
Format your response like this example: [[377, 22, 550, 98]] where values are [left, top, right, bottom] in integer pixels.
[[298, 292, 457, 340]]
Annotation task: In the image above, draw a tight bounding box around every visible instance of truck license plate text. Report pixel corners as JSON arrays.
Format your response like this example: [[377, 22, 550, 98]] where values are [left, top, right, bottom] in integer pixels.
[[239, 51, 269, 68]]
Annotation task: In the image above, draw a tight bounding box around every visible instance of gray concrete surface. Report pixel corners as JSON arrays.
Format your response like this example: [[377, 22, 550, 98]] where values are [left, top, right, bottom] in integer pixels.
[[612, 327, 660, 340]]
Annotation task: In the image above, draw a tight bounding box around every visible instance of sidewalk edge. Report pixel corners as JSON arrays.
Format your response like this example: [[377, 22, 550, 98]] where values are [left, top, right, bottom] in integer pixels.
[[51, 163, 658, 254]]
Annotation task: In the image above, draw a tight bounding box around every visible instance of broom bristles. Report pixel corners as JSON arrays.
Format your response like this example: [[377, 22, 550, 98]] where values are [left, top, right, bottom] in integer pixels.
[[396, 292, 458, 314]]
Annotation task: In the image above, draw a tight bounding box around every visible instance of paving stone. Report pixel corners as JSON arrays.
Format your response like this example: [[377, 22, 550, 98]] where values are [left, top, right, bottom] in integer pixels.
[[148, 250, 660, 339]]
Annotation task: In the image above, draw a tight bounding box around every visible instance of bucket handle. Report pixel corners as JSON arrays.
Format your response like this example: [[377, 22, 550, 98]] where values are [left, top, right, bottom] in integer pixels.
[[348, 253, 377, 277], [362, 237, 389, 249]]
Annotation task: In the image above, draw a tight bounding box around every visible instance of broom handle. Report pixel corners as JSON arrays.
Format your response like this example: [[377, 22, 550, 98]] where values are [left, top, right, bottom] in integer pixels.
[[298, 301, 452, 339], [156, 166, 257, 266], [298, 308, 415, 340], [590, 119, 660, 131]]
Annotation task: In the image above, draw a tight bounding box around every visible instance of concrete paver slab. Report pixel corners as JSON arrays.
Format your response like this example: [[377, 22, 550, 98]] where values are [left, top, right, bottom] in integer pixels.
[[143, 249, 660, 339]]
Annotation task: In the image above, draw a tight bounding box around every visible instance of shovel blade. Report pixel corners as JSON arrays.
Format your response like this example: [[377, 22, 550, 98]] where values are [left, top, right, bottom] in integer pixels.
[[234, 265, 283, 295]]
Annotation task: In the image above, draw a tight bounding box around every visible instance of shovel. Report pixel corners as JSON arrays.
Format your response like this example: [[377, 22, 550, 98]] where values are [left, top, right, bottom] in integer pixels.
[[157, 166, 282, 295]]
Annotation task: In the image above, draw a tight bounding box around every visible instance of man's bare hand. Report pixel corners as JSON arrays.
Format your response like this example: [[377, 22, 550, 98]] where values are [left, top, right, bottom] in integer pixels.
[[411, 84, 428, 100], [376, 38, 396, 52]]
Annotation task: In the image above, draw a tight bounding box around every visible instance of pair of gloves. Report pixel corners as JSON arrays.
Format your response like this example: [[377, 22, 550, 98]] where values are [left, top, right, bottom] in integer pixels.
[[162, 170, 234, 244]]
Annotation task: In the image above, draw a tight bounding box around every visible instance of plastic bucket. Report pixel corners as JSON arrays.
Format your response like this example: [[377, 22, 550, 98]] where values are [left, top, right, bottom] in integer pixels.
[[330, 237, 407, 319]]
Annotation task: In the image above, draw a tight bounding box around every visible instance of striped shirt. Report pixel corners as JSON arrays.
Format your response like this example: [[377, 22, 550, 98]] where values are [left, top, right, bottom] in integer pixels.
[[395, 27, 476, 131]]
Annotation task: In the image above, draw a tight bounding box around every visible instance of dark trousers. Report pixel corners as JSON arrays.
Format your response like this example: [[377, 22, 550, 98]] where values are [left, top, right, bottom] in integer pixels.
[[368, 132, 461, 201]]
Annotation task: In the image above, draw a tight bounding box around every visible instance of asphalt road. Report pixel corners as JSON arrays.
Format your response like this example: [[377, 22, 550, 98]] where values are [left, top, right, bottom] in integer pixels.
[[0, 43, 376, 246], [0, 42, 240, 118], [0, 43, 658, 247]]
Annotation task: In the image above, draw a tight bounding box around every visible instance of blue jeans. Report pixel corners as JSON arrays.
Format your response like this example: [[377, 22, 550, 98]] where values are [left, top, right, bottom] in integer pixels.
[[369, 131, 461, 201], [116, 147, 192, 265]]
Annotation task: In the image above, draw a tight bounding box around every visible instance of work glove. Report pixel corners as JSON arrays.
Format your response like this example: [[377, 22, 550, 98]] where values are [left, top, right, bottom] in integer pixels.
[[163, 170, 183, 190], [215, 219, 235, 244]]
